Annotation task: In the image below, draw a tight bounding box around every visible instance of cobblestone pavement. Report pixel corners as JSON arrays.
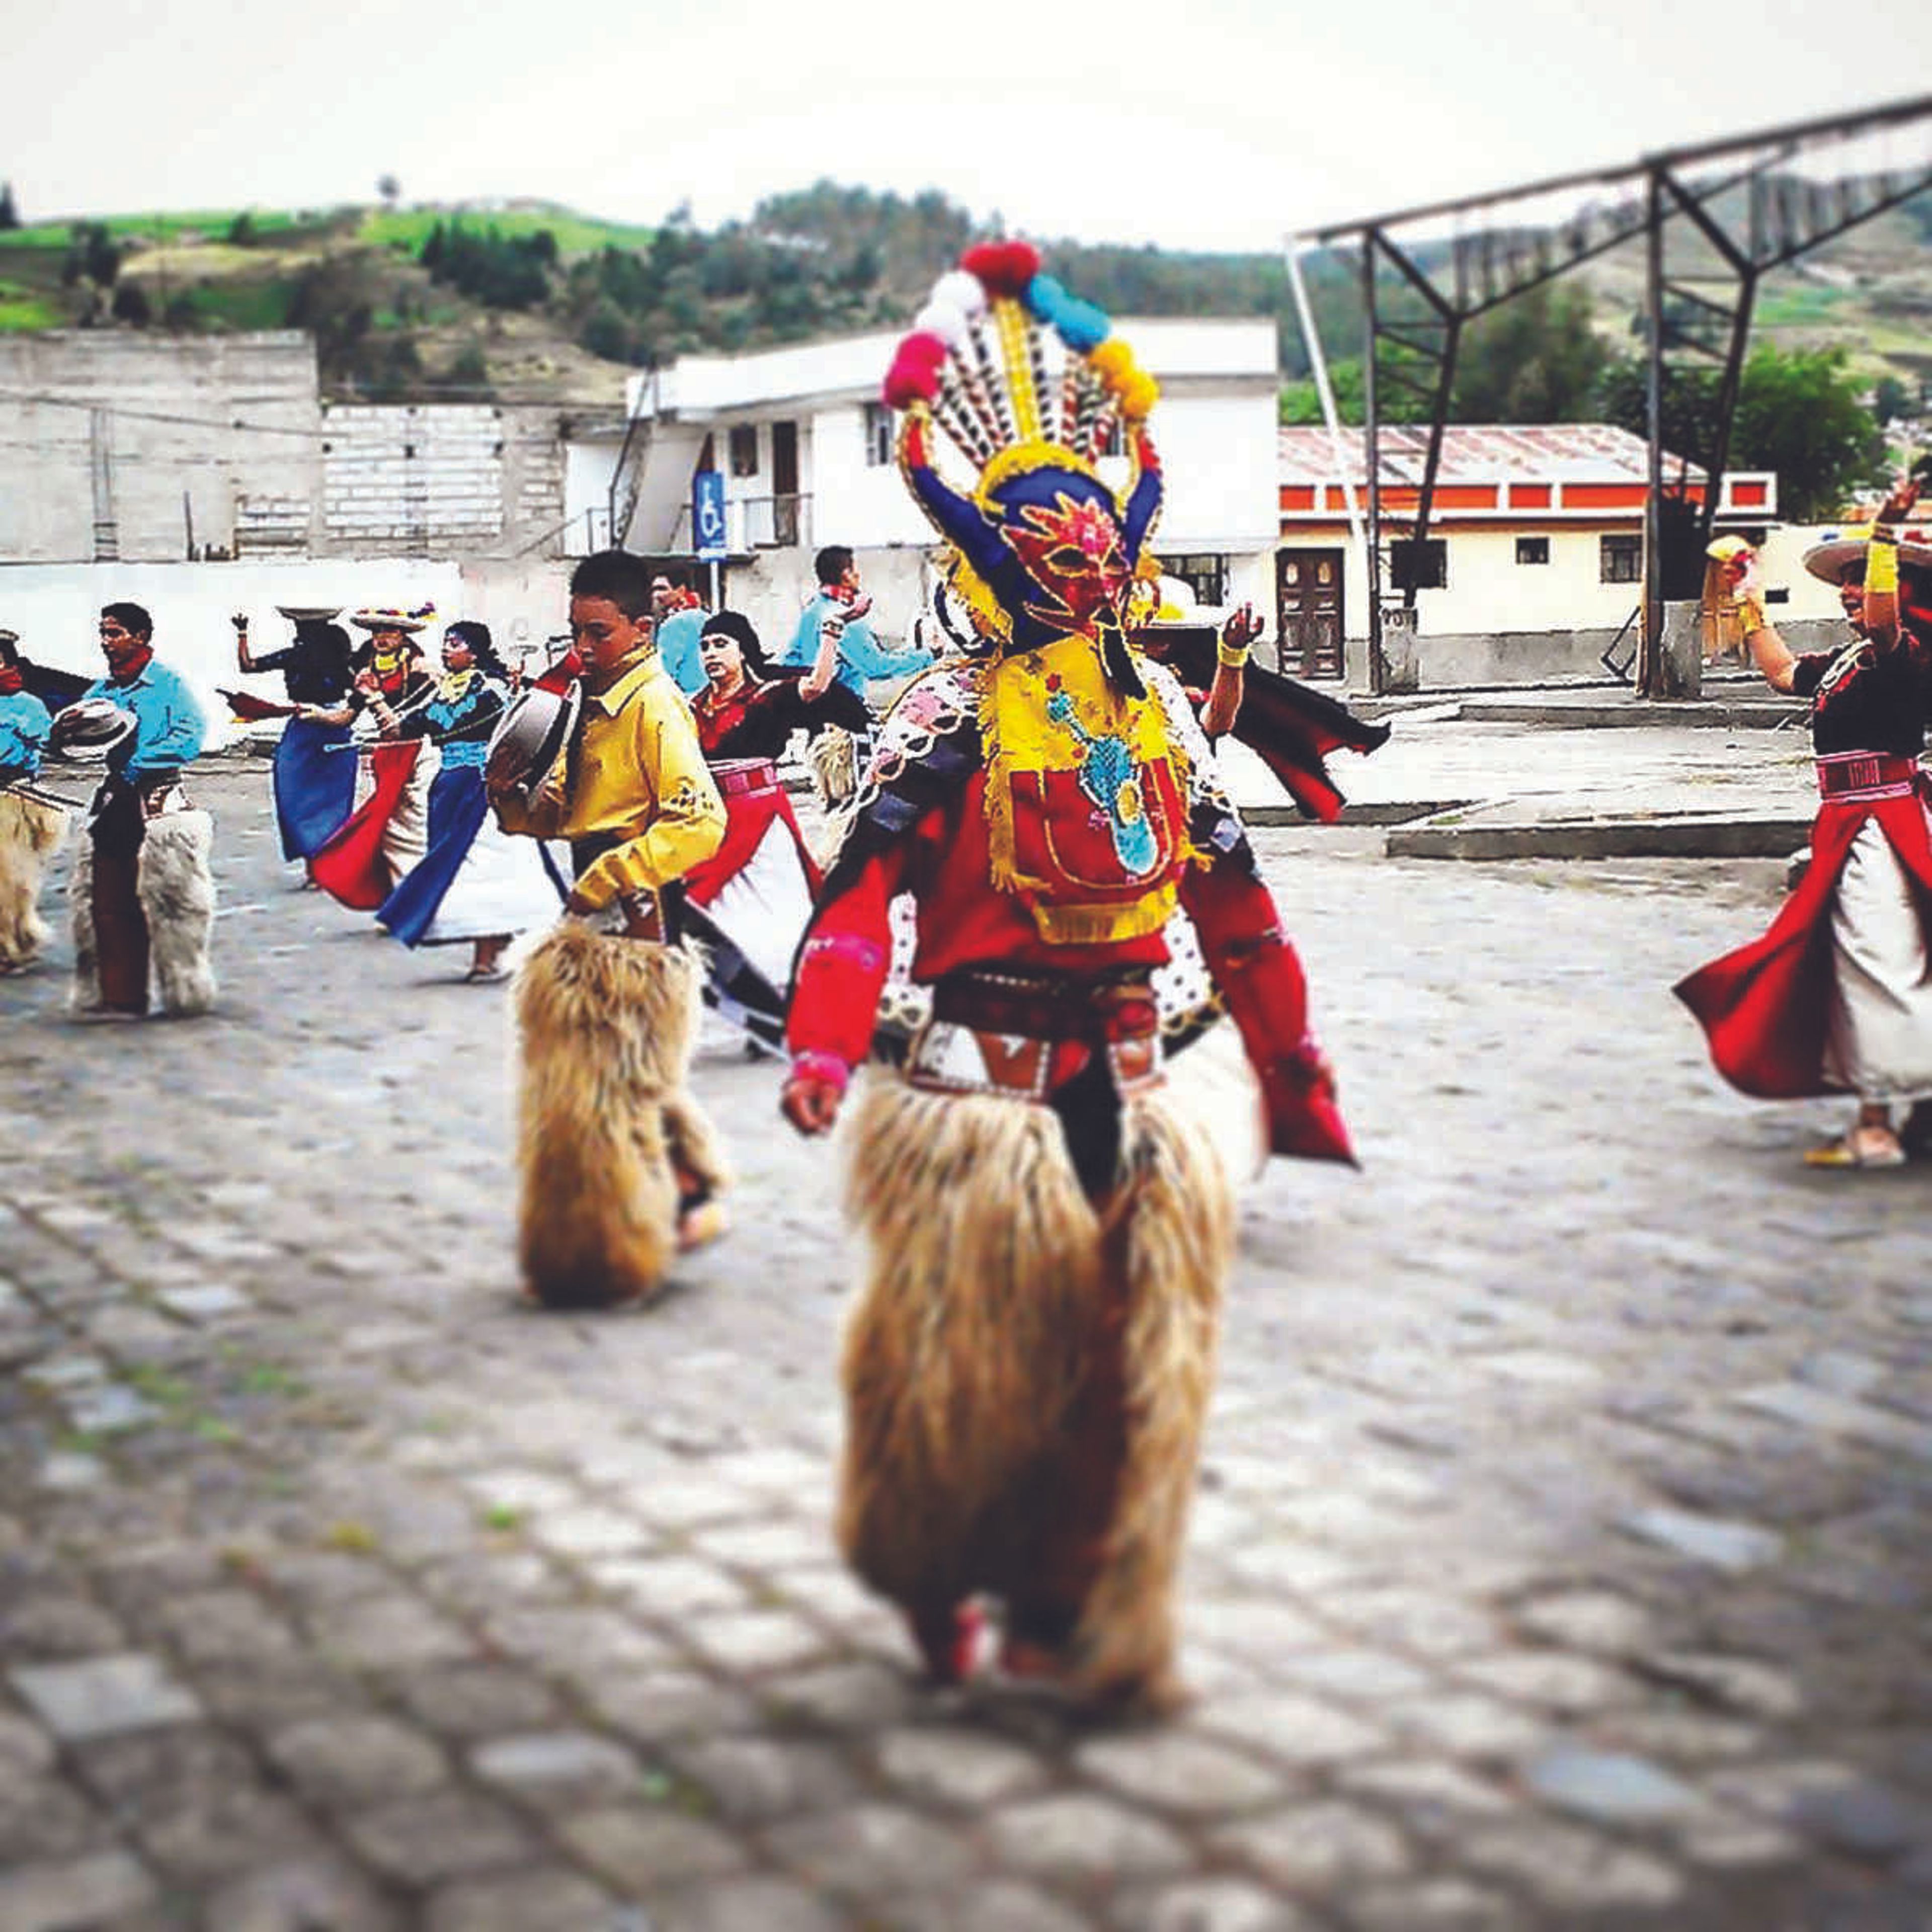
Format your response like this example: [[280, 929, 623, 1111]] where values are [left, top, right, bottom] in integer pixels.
[[4, 764, 1932, 1931]]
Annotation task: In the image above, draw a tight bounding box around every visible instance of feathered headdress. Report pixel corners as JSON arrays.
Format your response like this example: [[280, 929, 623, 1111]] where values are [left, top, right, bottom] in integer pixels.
[[882, 243, 1164, 687]]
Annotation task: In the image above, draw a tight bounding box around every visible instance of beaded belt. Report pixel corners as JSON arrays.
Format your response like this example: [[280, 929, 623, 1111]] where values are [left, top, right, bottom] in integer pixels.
[[1816, 752, 1921, 802], [709, 758, 781, 801], [908, 972, 1163, 1101]]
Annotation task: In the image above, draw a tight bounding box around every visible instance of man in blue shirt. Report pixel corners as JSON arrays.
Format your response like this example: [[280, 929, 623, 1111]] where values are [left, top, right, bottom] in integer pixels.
[[777, 547, 931, 804], [64, 602, 215, 1018], [779, 546, 930, 701], [0, 629, 63, 975], [651, 567, 710, 700]]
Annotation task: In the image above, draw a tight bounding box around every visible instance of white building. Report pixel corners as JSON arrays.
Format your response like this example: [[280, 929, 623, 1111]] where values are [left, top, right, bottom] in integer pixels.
[[566, 319, 1282, 653], [1275, 425, 1779, 685]]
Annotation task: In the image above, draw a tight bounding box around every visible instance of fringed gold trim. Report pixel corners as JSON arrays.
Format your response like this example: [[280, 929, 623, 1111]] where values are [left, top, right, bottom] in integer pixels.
[[1026, 881, 1178, 947], [836, 1073, 1103, 1607], [975, 437, 1104, 506]]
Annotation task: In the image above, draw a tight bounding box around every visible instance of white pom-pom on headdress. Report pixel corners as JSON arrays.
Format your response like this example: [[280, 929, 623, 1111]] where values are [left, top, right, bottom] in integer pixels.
[[914, 300, 969, 350], [931, 270, 987, 316]]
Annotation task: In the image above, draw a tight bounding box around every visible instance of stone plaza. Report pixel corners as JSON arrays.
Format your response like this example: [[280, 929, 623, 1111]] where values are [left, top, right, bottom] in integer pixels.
[[3, 752, 1931, 1930]]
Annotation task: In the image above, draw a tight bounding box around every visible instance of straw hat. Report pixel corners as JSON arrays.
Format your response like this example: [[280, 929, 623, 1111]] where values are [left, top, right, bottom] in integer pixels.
[[1802, 532, 1932, 584], [348, 604, 434, 634], [275, 604, 343, 623], [50, 697, 137, 759]]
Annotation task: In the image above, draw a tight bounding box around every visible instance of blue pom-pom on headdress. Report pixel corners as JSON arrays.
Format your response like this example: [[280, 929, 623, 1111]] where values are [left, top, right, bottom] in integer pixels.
[[1024, 274, 1111, 354]]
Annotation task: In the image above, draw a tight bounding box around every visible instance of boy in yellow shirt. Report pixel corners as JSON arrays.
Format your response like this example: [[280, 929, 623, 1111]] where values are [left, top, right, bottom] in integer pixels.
[[492, 550, 729, 1308]]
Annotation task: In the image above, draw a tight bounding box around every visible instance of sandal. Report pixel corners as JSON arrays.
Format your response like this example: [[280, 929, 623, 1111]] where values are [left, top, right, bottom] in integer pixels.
[[464, 960, 507, 984], [1804, 1126, 1905, 1169]]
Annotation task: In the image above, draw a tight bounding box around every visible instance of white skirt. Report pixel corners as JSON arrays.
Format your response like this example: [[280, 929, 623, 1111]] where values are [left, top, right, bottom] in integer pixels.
[[1824, 816, 1932, 1101]]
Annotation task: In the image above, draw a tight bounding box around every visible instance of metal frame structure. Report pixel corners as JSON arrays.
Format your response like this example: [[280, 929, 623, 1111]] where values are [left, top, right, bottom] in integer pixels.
[[1292, 95, 1932, 696]]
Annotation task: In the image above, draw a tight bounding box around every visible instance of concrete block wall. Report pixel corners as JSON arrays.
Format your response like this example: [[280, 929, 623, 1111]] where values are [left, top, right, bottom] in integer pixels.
[[320, 405, 504, 552], [0, 333, 320, 564]]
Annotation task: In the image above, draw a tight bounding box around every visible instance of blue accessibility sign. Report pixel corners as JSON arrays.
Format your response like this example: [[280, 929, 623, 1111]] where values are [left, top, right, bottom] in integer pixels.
[[692, 469, 728, 564]]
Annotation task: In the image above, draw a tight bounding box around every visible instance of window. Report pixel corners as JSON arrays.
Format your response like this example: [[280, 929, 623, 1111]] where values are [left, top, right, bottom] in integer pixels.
[[1600, 534, 1642, 584], [1389, 538, 1447, 591], [728, 424, 759, 478], [1515, 535, 1550, 566], [864, 402, 893, 468], [1163, 552, 1229, 607]]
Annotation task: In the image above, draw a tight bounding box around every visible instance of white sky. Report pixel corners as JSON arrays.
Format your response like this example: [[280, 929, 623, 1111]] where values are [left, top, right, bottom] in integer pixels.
[[9, 0, 1932, 250]]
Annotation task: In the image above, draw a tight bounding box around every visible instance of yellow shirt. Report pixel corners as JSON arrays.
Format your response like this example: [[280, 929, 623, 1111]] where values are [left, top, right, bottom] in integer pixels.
[[496, 645, 725, 911]]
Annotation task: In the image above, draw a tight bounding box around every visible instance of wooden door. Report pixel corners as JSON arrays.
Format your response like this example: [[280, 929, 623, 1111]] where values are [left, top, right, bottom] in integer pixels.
[[770, 420, 800, 547], [1276, 548, 1345, 680]]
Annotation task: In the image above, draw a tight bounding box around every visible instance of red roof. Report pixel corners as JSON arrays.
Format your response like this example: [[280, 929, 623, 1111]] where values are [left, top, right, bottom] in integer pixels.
[[1278, 423, 1700, 486]]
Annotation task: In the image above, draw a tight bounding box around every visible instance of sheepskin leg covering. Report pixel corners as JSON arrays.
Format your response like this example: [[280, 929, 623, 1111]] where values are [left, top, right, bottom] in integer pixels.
[[839, 1078, 1102, 1611], [0, 791, 65, 970], [67, 839, 100, 1011], [837, 1076, 1232, 1705], [138, 811, 217, 1016], [512, 923, 709, 1308], [1061, 1092, 1234, 1707], [809, 727, 858, 810]]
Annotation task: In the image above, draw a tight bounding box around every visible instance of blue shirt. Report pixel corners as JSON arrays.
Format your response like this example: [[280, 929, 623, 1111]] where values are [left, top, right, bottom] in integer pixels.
[[0, 688, 53, 780], [82, 658, 206, 781], [779, 593, 928, 700], [656, 608, 709, 698], [413, 672, 507, 771]]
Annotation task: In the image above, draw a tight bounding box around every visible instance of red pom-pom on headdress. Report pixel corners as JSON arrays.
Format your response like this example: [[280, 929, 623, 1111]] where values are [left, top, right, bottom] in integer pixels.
[[882, 332, 948, 409], [961, 240, 1040, 299]]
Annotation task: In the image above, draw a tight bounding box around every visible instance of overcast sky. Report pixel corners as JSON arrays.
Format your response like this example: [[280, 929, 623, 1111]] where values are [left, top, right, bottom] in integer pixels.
[[11, 0, 1932, 250]]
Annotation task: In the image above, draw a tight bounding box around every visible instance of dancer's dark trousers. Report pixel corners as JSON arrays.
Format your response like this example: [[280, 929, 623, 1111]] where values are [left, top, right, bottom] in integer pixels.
[[91, 781, 149, 1015]]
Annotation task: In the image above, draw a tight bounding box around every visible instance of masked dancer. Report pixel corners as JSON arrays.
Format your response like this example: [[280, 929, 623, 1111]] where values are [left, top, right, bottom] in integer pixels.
[[1678, 482, 1932, 1168], [489, 551, 729, 1308], [781, 247, 1356, 1710]]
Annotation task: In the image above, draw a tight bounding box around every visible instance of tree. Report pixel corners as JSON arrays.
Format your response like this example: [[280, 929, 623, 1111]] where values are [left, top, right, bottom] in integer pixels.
[[63, 221, 121, 290], [377, 174, 401, 209], [226, 210, 258, 247], [1600, 344, 1888, 520], [1451, 283, 1611, 423], [1732, 346, 1890, 519], [1873, 373, 1913, 426], [0, 183, 18, 231], [111, 281, 151, 326]]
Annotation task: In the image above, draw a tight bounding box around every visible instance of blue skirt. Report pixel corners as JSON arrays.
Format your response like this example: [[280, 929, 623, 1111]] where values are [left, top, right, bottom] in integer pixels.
[[376, 765, 491, 947], [273, 716, 357, 860]]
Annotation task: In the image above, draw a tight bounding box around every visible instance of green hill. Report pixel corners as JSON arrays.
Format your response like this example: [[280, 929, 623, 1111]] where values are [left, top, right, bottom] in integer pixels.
[[0, 184, 1924, 415]]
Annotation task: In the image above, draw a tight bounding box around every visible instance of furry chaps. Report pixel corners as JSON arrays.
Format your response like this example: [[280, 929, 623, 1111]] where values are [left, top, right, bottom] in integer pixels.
[[809, 726, 859, 811], [0, 790, 67, 971], [511, 922, 728, 1308], [138, 811, 218, 1015], [838, 1074, 1234, 1706]]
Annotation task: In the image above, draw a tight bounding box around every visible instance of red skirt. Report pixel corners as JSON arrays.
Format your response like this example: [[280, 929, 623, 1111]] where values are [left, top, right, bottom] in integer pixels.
[[309, 741, 424, 911], [684, 760, 820, 908], [1674, 783, 1932, 1098]]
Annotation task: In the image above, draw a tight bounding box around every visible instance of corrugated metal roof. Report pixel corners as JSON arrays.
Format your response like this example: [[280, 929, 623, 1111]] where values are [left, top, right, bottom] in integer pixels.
[[1278, 423, 1700, 484]]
